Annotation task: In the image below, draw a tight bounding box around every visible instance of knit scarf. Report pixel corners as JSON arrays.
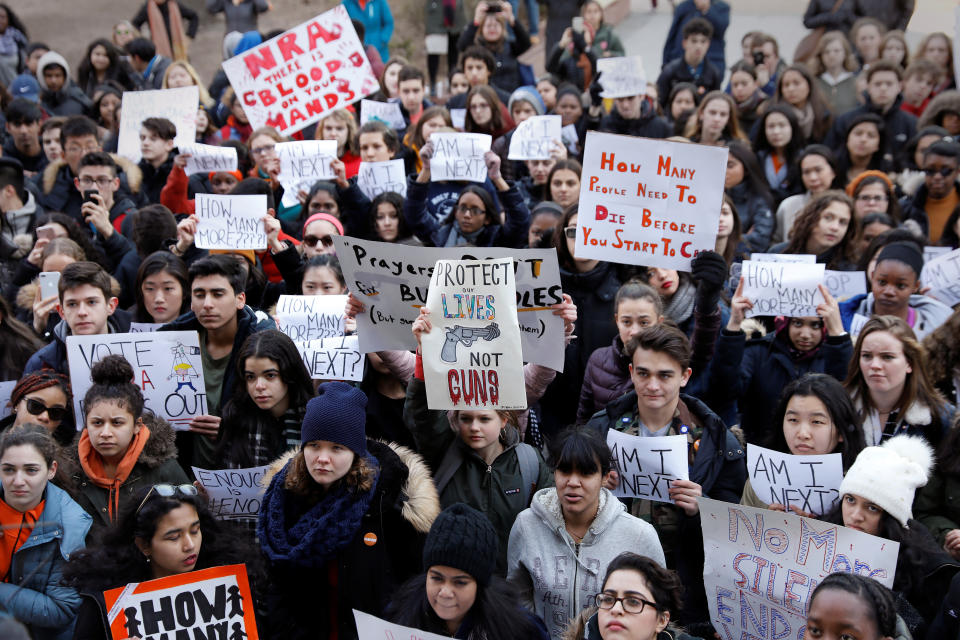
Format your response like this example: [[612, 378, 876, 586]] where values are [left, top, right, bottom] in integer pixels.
[[78, 426, 151, 522], [444, 221, 484, 247], [793, 103, 815, 140], [258, 457, 379, 567], [147, 0, 188, 61], [663, 280, 696, 325]]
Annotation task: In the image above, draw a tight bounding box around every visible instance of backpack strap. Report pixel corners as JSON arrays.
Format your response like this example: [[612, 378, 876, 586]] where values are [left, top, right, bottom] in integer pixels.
[[516, 443, 540, 507], [432, 441, 465, 496]]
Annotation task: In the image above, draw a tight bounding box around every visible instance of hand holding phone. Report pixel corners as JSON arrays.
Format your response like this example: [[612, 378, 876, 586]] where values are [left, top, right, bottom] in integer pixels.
[[38, 271, 61, 301], [36, 224, 57, 241]]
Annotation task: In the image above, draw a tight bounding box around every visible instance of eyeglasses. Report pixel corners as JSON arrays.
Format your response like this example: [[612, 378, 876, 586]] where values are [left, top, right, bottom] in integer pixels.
[[855, 194, 888, 203], [594, 593, 658, 615], [564, 225, 578, 239], [24, 398, 68, 421], [251, 144, 276, 157], [303, 234, 335, 248], [65, 144, 100, 155], [135, 483, 199, 517], [78, 176, 114, 188], [924, 166, 956, 177], [456, 204, 485, 217]]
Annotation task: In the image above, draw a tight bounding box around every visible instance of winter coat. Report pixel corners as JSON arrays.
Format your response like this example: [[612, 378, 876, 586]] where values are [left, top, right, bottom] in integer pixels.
[[851, 393, 954, 447], [656, 58, 723, 112], [39, 84, 92, 118], [918, 90, 960, 130], [457, 23, 532, 95], [205, 0, 269, 34], [557, 22, 624, 62], [343, 0, 394, 62], [851, 0, 914, 31], [915, 465, 960, 548], [403, 178, 530, 248], [661, 0, 730, 72], [259, 440, 440, 640], [425, 0, 466, 34], [588, 100, 672, 139], [817, 73, 860, 117], [507, 487, 666, 639], [401, 176, 504, 229], [24, 308, 133, 376], [899, 181, 960, 240], [840, 292, 954, 341], [707, 328, 853, 444], [564, 611, 702, 640], [824, 94, 917, 166], [0, 192, 41, 301], [65, 414, 189, 527], [0, 483, 92, 640], [727, 182, 774, 252], [403, 377, 553, 572], [577, 335, 634, 425], [31, 156, 144, 223], [137, 154, 174, 206]]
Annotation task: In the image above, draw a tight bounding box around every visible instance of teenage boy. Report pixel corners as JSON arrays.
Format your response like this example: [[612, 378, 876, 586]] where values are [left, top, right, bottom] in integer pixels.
[[0, 158, 43, 299], [900, 59, 941, 117], [75, 151, 140, 252], [159, 255, 275, 468], [656, 18, 722, 111], [40, 117, 66, 164], [447, 46, 512, 108], [35, 51, 92, 116], [586, 323, 746, 621], [357, 121, 401, 163], [749, 33, 785, 95], [588, 84, 671, 138], [901, 140, 960, 242], [662, 0, 730, 73], [394, 65, 432, 133], [4, 99, 45, 175], [125, 38, 171, 90], [138, 117, 177, 205], [24, 261, 131, 375]]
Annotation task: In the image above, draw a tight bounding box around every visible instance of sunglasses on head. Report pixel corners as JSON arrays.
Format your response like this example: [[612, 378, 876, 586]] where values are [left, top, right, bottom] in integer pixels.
[[924, 166, 956, 177], [135, 483, 199, 516], [303, 234, 335, 248], [24, 398, 68, 421]]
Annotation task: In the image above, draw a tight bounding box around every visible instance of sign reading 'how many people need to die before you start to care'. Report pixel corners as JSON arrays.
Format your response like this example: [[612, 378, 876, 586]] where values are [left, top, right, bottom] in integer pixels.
[[576, 132, 728, 271]]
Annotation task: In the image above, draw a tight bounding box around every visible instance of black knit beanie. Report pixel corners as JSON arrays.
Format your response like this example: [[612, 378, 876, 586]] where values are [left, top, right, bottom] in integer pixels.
[[300, 382, 368, 456], [422, 503, 498, 585]]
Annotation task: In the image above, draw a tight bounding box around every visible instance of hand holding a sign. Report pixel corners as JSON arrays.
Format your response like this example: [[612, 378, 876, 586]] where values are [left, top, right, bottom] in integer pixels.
[[485, 151, 508, 190], [190, 414, 221, 438], [330, 157, 350, 189], [262, 214, 284, 253], [552, 293, 578, 339], [175, 214, 198, 255], [726, 277, 754, 332], [417, 141, 435, 183], [768, 502, 817, 519], [667, 478, 703, 515], [412, 307, 433, 349], [815, 284, 845, 336], [173, 152, 191, 169]]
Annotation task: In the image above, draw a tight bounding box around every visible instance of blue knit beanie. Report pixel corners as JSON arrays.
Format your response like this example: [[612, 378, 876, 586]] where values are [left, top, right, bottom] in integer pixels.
[[301, 382, 368, 456]]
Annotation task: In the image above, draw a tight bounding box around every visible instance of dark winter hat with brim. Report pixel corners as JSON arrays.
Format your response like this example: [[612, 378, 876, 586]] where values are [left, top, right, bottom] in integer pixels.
[[423, 503, 498, 585]]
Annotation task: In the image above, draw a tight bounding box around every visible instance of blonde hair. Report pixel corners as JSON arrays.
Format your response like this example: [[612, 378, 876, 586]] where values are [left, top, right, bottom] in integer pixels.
[[162, 61, 214, 108], [317, 109, 359, 157], [809, 31, 859, 75]]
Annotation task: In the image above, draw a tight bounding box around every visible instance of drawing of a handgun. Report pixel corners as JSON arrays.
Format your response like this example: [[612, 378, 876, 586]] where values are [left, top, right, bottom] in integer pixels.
[[441, 323, 500, 362]]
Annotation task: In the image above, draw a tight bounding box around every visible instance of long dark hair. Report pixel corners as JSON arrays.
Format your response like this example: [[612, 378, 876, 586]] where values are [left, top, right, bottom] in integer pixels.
[[216, 331, 315, 467], [76, 39, 136, 92], [0, 295, 42, 380], [726, 141, 773, 205], [464, 85, 506, 136], [836, 113, 892, 178], [773, 64, 833, 141], [751, 104, 806, 190], [783, 191, 856, 266], [370, 191, 410, 242], [0, 4, 28, 38], [443, 184, 498, 229], [133, 251, 189, 323]]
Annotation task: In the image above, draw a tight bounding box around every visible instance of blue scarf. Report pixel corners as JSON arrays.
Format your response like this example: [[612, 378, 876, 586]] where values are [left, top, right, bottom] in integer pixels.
[[258, 457, 379, 567]]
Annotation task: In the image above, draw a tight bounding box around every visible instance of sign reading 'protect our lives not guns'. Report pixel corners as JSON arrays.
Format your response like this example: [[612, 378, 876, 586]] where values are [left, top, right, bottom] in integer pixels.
[[576, 133, 728, 271]]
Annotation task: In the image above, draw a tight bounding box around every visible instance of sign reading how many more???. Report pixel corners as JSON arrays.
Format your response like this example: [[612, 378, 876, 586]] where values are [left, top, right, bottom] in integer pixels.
[[576, 133, 728, 271]]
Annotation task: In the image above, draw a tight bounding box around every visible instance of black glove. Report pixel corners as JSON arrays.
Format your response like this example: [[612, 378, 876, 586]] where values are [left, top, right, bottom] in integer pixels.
[[589, 72, 604, 108], [691, 250, 727, 312]]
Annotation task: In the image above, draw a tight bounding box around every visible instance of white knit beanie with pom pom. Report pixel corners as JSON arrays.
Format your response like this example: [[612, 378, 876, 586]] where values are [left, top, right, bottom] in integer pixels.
[[838, 434, 935, 528]]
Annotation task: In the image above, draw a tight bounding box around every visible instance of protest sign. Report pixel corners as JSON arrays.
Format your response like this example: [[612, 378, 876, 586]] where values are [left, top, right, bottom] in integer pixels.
[[194, 194, 268, 251], [421, 258, 526, 410], [749, 253, 815, 264], [824, 270, 867, 301], [222, 5, 378, 136], [354, 610, 449, 640], [192, 466, 269, 520], [606, 431, 688, 502], [508, 115, 562, 160], [741, 261, 826, 318], [129, 322, 162, 333], [66, 331, 207, 430], [924, 245, 952, 263], [449, 108, 466, 130], [297, 336, 364, 381], [701, 498, 898, 640], [117, 86, 198, 163], [103, 564, 258, 640], [180, 143, 238, 176], [276, 294, 346, 341], [561, 123, 579, 154], [747, 444, 843, 515], [359, 99, 406, 129], [429, 132, 491, 183], [333, 236, 566, 370], [921, 247, 960, 306], [357, 159, 408, 199], [0, 380, 14, 419], [276, 140, 338, 207], [597, 56, 646, 98], [576, 132, 727, 270]]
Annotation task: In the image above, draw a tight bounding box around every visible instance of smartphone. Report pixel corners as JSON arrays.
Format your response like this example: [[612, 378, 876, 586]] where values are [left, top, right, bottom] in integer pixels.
[[572, 17, 584, 33], [83, 189, 98, 204], [38, 271, 60, 301], [36, 224, 57, 241], [752, 50, 765, 66]]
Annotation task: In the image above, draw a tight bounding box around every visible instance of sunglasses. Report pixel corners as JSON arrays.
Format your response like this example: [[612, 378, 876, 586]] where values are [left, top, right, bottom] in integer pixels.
[[24, 398, 68, 421], [924, 166, 956, 177], [136, 483, 199, 516], [564, 225, 577, 239], [303, 234, 335, 248]]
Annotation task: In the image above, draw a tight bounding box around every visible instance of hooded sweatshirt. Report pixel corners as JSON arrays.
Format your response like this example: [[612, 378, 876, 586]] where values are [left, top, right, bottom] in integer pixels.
[[35, 52, 92, 117], [507, 487, 665, 639], [840, 292, 953, 341]]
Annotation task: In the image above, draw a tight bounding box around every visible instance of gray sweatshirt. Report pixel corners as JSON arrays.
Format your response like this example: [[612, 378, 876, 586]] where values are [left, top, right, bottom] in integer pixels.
[[507, 487, 666, 640]]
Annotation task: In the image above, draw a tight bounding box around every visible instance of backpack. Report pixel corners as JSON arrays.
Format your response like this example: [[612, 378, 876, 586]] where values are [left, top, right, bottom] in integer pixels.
[[433, 441, 540, 507]]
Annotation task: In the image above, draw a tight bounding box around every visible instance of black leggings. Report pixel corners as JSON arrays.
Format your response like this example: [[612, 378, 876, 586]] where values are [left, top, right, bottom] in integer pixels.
[[427, 32, 460, 89]]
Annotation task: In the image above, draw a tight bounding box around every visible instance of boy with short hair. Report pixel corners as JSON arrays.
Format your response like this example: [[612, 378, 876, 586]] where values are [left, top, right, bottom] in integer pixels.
[[901, 59, 941, 117], [357, 121, 400, 163], [447, 46, 512, 108], [125, 37, 171, 90], [40, 117, 65, 164], [4, 99, 45, 174], [656, 18, 722, 111], [138, 117, 177, 205], [395, 65, 431, 131]]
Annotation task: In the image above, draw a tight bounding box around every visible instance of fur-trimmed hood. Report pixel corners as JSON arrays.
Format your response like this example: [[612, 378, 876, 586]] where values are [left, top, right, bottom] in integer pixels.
[[852, 393, 934, 427], [263, 439, 440, 534], [40, 154, 143, 196], [17, 274, 123, 312], [919, 90, 960, 130], [64, 412, 181, 471]]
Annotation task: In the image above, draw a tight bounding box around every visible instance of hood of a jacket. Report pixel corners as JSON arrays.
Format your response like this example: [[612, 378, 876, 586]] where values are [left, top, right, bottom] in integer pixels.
[[41, 154, 143, 196], [919, 90, 960, 130], [36, 51, 71, 91], [529, 486, 626, 548]]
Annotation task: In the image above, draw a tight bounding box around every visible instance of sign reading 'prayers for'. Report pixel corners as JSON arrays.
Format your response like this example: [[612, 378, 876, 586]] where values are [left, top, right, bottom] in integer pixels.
[[741, 260, 826, 318], [332, 236, 566, 371], [297, 336, 364, 381], [357, 159, 408, 199], [607, 431, 689, 503], [747, 444, 843, 515], [104, 564, 259, 640], [117, 86, 198, 163], [277, 140, 338, 207], [192, 466, 269, 520], [194, 194, 268, 250], [701, 498, 899, 640], [421, 258, 526, 410], [275, 294, 346, 341], [179, 143, 238, 176], [576, 133, 728, 271], [66, 331, 207, 430], [222, 6, 378, 136], [429, 132, 491, 183], [508, 115, 562, 160]]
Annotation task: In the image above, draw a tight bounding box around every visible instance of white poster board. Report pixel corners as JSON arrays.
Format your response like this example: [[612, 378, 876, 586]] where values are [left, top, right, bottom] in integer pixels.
[[576, 132, 728, 270], [66, 331, 207, 430], [194, 194, 268, 250], [421, 258, 526, 410], [607, 430, 689, 502], [747, 444, 844, 515], [508, 115, 562, 160], [275, 294, 346, 341], [750, 253, 815, 264], [277, 140, 338, 207], [297, 336, 364, 381], [823, 270, 867, 301], [332, 236, 566, 371], [449, 108, 466, 130], [353, 610, 450, 640], [117, 86, 199, 163], [222, 6, 379, 135], [597, 56, 646, 98], [359, 99, 406, 129], [0, 380, 15, 419], [741, 260, 826, 317], [429, 132, 491, 183], [357, 159, 408, 199], [192, 465, 268, 520], [179, 143, 238, 176], [129, 322, 162, 333], [921, 247, 960, 306]]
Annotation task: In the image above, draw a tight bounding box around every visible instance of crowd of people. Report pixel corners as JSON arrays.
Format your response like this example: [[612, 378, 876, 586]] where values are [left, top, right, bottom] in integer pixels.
[[0, 0, 959, 638]]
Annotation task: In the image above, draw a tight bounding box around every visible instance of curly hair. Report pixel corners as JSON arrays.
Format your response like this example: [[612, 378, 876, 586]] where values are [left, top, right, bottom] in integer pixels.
[[284, 448, 377, 503], [783, 191, 856, 267], [923, 308, 960, 398], [809, 573, 897, 638]]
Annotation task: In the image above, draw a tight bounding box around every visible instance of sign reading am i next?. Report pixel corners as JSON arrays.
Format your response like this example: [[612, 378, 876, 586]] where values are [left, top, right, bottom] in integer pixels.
[[576, 133, 728, 271]]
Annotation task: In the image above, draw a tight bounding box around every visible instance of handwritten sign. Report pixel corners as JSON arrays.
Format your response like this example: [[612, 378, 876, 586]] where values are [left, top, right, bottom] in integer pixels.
[[449, 108, 466, 130], [607, 431, 688, 502], [0, 380, 14, 419], [222, 5, 378, 136], [66, 331, 206, 430], [353, 610, 449, 640], [117, 86, 198, 163], [180, 143, 238, 176], [129, 322, 162, 333], [192, 466, 268, 520], [701, 498, 898, 640], [747, 444, 843, 515], [824, 270, 867, 301], [194, 194, 268, 250], [750, 253, 815, 264], [421, 258, 526, 410], [359, 99, 406, 129], [741, 261, 826, 317], [924, 245, 952, 263], [103, 564, 258, 640], [597, 56, 647, 98], [297, 336, 364, 381], [508, 115, 562, 160], [277, 140, 338, 207], [332, 236, 565, 371], [276, 294, 346, 341], [430, 132, 491, 183], [357, 159, 407, 199], [576, 132, 727, 270], [921, 247, 960, 306]]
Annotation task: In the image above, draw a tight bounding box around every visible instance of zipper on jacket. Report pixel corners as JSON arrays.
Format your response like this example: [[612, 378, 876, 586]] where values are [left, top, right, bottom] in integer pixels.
[[572, 541, 581, 613]]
